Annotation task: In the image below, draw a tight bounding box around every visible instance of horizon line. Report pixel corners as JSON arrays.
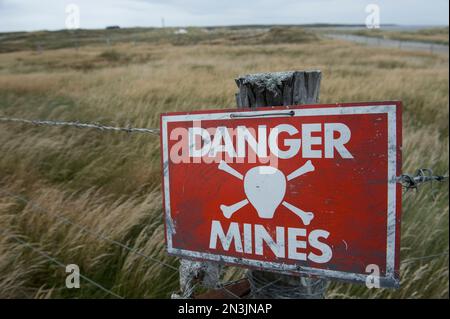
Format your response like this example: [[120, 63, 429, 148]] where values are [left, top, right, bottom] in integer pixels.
[[1, 23, 448, 34]]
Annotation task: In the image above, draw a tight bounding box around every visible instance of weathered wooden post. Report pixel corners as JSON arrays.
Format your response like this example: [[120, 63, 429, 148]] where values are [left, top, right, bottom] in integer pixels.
[[235, 70, 328, 299], [172, 259, 222, 298]]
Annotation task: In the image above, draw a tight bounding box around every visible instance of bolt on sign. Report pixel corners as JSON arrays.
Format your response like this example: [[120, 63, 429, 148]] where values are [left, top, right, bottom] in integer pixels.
[[160, 101, 402, 287]]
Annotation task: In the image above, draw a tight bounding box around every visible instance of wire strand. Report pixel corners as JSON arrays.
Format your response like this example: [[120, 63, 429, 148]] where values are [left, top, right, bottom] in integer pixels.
[[0, 190, 178, 272], [398, 169, 448, 191], [2, 116, 449, 297], [1, 229, 124, 299], [0, 117, 160, 136], [215, 279, 244, 299]]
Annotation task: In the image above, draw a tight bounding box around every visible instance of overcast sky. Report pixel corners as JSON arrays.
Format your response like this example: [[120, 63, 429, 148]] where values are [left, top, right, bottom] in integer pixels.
[[0, 0, 448, 32]]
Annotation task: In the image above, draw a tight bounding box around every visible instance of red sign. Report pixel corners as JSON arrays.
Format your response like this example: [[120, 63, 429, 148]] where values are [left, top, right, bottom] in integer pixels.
[[161, 101, 402, 287]]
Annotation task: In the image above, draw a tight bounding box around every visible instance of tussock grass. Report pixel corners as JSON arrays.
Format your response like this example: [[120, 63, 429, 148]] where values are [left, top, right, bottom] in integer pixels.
[[0, 28, 448, 298]]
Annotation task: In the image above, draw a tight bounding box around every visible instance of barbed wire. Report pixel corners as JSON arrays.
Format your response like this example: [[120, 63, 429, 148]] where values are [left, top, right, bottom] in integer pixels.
[[1, 115, 449, 298], [214, 279, 244, 299], [247, 272, 328, 299], [3, 190, 242, 299], [397, 169, 448, 191], [0, 190, 179, 272], [0, 117, 160, 135], [247, 249, 450, 298], [248, 276, 283, 298], [2, 189, 449, 299], [0, 229, 124, 299], [2, 116, 448, 186]]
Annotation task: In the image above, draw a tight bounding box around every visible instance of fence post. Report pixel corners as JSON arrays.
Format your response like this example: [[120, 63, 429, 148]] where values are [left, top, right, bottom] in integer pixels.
[[172, 259, 222, 298], [235, 70, 328, 299]]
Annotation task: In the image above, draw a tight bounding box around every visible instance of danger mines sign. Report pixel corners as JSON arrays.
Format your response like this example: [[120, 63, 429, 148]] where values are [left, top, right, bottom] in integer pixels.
[[160, 102, 402, 287]]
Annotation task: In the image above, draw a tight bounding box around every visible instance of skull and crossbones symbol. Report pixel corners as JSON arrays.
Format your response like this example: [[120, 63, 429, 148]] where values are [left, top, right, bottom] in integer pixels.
[[218, 160, 316, 225]]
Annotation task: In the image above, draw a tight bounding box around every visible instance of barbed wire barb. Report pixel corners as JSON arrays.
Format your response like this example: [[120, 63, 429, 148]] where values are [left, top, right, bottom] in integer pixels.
[[397, 168, 448, 192]]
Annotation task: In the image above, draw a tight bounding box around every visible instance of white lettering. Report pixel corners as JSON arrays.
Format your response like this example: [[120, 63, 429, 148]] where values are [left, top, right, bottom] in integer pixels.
[[302, 123, 322, 158], [288, 227, 307, 261], [209, 126, 236, 158], [184, 123, 354, 161], [268, 124, 300, 159], [308, 230, 333, 263], [209, 221, 333, 263], [254, 224, 285, 258], [188, 127, 211, 157], [324, 123, 354, 159], [209, 220, 243, 252], [237, 126, 268, 158]]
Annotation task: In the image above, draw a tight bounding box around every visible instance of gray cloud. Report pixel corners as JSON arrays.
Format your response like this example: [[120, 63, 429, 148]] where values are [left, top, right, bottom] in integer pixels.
[[0, 0, 448, 32]]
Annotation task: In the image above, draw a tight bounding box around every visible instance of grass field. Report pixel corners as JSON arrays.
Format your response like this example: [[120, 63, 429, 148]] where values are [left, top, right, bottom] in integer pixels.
[[0, 26, 448, 299]]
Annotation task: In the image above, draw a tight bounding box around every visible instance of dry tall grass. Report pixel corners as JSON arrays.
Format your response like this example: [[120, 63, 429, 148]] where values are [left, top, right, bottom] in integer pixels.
[[348, 27, 449, 45], [0, 28, 448, 298]]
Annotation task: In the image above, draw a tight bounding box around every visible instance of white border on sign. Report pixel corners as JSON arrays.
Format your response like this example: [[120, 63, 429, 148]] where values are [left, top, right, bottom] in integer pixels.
[[161, 105, 398, 286]]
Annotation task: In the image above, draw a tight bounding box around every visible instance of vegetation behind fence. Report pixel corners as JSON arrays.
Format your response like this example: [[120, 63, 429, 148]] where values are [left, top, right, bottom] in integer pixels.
[[0, 27, 448, 298]]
